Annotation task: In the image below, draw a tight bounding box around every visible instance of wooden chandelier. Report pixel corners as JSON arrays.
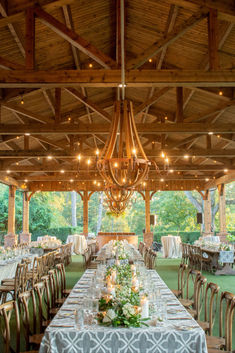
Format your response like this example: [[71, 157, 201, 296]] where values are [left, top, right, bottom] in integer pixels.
[[104, 186, 133, 203], [97, 100, 150, 189], [105, 199, 129, 216]]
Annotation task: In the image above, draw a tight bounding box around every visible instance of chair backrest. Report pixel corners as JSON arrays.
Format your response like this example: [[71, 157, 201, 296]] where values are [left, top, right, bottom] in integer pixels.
[[185, 269, 201, 300], [204, 282, 220, 335], [194, 275, 207, 319], [41, 275, 52, 321], [48, 269, 58, 307], [0, 300, 20, 353], [149, 250, 157, 269], [13, 263, 27, 299], [177, 263, 188, 298], [18, 290, 37, 351], [219, 291, 235, 351], [34, 281, 45, 333], [56, 263, 68, 297]]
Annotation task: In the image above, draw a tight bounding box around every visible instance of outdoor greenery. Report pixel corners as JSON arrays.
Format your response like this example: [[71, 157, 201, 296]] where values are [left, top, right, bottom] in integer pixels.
[[0, 182, 235, 240]]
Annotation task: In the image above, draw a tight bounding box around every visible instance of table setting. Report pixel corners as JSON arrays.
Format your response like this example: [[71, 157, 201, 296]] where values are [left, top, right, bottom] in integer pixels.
[[39, 240, 208, 353]]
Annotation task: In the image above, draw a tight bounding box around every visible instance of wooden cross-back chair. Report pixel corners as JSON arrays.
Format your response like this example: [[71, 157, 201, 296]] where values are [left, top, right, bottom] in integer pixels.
[[138, 241, 144, 256], [33, 282, 46, 334], [197, 282, 220, 335], [56, 263, 71, 298], [181, 243, 189, 264], [179, 269, 201, 309], [0, 300, 38, 353], [172, 263, 188, 298], [148, 250, 157, 269], [0, 263, 27, 303], [187, 275, 207, 320], [207, 291, 235, 352], [18, 290, 43, 351]]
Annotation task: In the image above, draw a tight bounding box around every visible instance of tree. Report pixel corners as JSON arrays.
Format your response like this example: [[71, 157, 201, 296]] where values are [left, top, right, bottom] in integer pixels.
[[71, 191, 77, 227]]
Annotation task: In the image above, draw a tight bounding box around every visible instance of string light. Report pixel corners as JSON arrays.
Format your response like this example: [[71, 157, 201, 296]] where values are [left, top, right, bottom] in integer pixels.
[[60, 169, 65, 173], [6, 170, 10, 174], [47, 155, 52, 160], [20, 97, 24, 105], [219, 90, 223, 96], [148, 58, 152, 63], [25, 133, 30, 136], [77, 154, 81, 161], [224, 169, 228, 172], [208, 132, 213, 135], [88, 63, 93, 68], [160, 178, 164, 182], [70, 179, 74, 183], [169, 169, 174, 173], [184, 154, 189, 159], [87, 159, 91, 165], [161, 151, 165, 158]]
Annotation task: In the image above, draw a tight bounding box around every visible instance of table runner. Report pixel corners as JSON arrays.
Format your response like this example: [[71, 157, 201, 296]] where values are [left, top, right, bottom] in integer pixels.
[[39, 269, 207, 353]]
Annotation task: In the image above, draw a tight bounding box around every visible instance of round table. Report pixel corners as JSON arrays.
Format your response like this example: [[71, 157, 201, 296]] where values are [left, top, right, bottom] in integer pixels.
[[161, 235, 182, 258], [66, 234, 87, 254]]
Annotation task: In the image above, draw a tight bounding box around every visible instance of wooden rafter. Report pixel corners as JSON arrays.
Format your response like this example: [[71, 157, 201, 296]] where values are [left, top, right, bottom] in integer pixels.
[[127, 10, 208, 69], [34, 7, 117, 69]]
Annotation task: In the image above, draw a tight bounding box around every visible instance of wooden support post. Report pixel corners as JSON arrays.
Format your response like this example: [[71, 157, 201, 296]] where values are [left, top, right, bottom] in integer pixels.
[[144, 191, 153, 246], [55, 88, 61, 123], [83, 190, 88, 236], [4, 185, 17, 247], [24, 134, 29, 150], [203, 190, 213, 236], [217, 184, 227, 239], [19, 191, 31, 243], [25, 8, 35, 70], [208, 9, 219, 70], [176, 87, 183, 122], [206, 134, 212, 149]]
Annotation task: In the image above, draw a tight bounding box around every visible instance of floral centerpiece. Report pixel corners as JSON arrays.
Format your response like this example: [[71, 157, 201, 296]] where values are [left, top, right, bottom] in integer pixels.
[[97, 263, 149, 328]]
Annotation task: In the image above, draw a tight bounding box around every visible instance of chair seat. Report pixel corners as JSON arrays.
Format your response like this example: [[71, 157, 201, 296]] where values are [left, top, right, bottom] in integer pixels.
[[56, 298, 66, 305], [187, 308, 196, 318], [0, 285, 14, 291], [197, 320, 209, 331], [29, 333, 44, 345], [179, 298, 193, 308], [172, 289, 181, 297], [63, 289, 71, 296], [42, 319, 51, 327], [50, 307, 60, 315], [206, 335, 225, 349]]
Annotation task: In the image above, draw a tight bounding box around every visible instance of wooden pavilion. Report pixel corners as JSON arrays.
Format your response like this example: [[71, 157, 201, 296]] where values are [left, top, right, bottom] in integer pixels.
[[0, 0, 234, 246]]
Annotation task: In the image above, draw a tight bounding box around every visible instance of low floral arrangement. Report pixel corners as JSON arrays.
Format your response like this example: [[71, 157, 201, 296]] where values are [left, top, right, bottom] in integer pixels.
[[194, 239, 232, 251], [97, 263, 149, 328]]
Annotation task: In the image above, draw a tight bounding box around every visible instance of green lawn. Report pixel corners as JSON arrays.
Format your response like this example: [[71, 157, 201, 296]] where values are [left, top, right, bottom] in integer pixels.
[[66, 254, 235, 349]]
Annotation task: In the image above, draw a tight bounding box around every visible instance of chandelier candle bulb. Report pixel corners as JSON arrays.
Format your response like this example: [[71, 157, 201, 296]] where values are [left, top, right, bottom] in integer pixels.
[[140, 296, 149, 319]]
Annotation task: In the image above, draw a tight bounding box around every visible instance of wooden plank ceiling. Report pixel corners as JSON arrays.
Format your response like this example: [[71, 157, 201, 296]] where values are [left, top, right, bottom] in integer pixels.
[[0, 0, 235, 192]]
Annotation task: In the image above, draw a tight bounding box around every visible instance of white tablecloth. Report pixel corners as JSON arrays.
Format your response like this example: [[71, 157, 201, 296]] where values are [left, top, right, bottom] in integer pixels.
[[66, 234, 87, 255], [161, 235, 182, 258], [0, 254, 34, 284], [39, 269, 207, 353]]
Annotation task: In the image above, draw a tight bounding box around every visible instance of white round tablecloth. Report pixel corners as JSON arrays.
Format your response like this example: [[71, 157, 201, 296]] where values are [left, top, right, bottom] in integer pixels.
[[161, 235, 182, 258], [66, 234, 87, 255]]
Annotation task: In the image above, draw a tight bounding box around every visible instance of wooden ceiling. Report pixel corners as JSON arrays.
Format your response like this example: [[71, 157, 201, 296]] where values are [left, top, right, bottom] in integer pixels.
[[0, 0, 235, 192]]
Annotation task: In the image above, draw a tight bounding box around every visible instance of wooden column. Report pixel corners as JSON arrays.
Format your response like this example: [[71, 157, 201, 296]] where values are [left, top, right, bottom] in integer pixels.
[[144, 191, 153, 246], [203, 190, 213, 236], [19, 192, 31, 243], [217, 184, 227, 238], [4, 185, 17, 247], [145, 191, 151, 233], [83, 190, 89, 236]]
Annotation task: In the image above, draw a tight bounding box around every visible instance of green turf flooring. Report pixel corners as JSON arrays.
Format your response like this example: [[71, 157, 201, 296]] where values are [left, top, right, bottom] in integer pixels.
[[66, 254, 235, 349]]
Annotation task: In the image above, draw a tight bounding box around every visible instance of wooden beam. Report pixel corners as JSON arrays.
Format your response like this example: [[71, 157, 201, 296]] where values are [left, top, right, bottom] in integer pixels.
[[25, 7, 35, 70], [0, 122, 233, 134], [42, 89, 55, 115], [2, 69, 235, 87], [127, 10, 208, 69], [176, 87, 183, 122], [65, 87, 112, 122], [34, 7, 117, 69], [0, 148, 234, 159], [2, 164, 232, 172], [208, 9, 219, 70]]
